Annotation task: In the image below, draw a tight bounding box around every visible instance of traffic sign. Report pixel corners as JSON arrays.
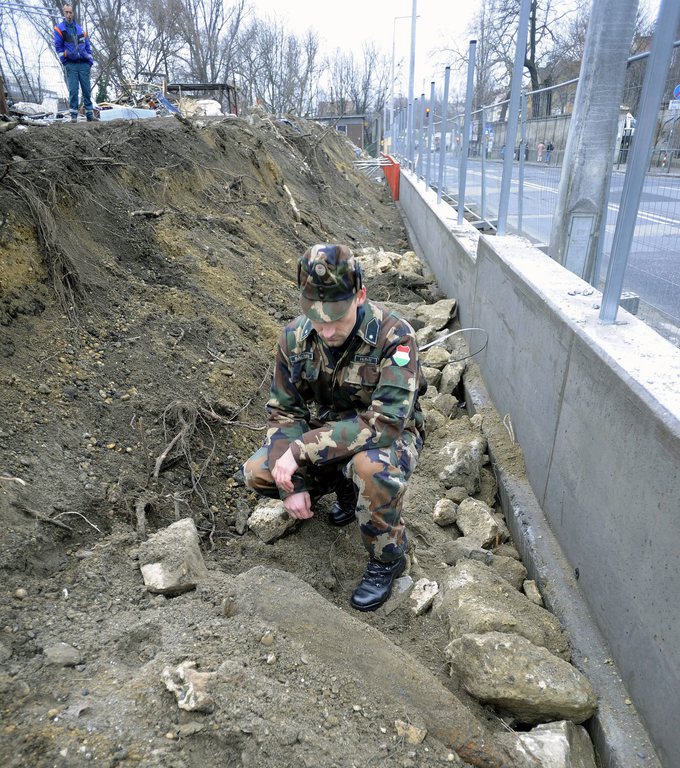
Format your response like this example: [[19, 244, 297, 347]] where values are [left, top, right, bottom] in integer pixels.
[[674, 83, 680, 100]]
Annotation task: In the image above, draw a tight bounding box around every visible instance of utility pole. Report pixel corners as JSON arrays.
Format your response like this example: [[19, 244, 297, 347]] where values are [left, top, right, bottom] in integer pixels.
[[406, 0, 417, 169], [548, 0, 639, 283]]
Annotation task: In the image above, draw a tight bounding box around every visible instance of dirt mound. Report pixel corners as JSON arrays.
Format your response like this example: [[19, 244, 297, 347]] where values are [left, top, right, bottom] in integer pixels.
[[0, 114, 542, 767]]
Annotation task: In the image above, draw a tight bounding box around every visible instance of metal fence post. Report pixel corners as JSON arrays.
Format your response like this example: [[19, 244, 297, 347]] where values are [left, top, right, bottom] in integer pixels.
[[497, 0, 532, 235], [418, 92, 426, 178], [458, 40, 477, 225], [518, 91, 527, 233], [600, 0, 680, 323], [437, 66, 451, 205], [406, 0, 417, 170], [426, 80, 435, 188], [481, 105, 487, 223]]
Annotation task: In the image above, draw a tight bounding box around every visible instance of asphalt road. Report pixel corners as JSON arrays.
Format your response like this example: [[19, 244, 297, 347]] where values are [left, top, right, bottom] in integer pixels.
[[439, 155, 680, 327]]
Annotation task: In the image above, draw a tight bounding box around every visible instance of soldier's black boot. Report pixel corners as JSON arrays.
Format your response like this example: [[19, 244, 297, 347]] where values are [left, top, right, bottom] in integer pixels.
[[328, 476, 358, 526], [350, 556, 406, 612]]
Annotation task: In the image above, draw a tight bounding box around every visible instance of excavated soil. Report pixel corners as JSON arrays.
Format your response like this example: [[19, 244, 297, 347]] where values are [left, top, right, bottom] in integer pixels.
[[0, 113, 545, 768]]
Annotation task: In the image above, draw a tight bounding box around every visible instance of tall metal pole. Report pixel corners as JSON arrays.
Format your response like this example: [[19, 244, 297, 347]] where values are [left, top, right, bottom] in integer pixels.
[[406, 0, 418, 170], [518, 91, 527, 233], [480, 105, 487, 222], [390, 16, 411, 156], [390, 19, 397, 154], [548, 0, 638, 278], [426, 80, 435, 188], [458, 40, 477, 225], [600, 0, 680, 323], [418, 92, 426, 178], [496, 0, 531, 235], [437, 66, 451, 205]]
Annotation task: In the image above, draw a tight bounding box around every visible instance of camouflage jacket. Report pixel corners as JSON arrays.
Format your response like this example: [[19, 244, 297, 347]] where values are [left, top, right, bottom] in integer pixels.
[[265, 300, 426, 489]]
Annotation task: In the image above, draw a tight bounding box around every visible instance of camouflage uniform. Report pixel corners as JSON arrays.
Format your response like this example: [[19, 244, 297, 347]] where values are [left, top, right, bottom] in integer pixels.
[[244, 257, 427, 562]]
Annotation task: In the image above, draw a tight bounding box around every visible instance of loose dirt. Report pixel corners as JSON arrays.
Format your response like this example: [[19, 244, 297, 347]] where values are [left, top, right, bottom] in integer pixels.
[[0, 113, 538, 767]]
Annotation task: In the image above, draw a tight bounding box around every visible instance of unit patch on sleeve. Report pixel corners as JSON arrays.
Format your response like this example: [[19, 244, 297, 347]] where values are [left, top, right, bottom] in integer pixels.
[[392, 345, 410, 367]]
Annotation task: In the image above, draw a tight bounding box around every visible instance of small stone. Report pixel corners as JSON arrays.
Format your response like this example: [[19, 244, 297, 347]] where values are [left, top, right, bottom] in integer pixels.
[[433, 498, 458, 527], [523, 580, 543, 606], [394, 719, 427, 744], [220, 596, 237, 617], [260, 630, 274, 646], [14, 588, 28, 600], [44, 642, 82, 667]]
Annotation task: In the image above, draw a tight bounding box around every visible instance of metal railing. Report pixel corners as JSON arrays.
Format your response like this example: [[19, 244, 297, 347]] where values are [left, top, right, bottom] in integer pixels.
[[386, 37, 680, 348]]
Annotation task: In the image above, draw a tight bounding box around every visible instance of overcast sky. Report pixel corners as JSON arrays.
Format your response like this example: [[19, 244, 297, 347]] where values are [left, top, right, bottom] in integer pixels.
[[249, 0, 477, 94], [34, 0, 664, 105]]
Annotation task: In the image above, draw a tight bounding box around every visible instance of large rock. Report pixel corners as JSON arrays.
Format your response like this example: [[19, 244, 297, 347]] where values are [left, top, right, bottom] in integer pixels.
[[247, 498, 297, 543], [433, 392, 458, 418], [439, 361, 466, 395], [446, 632, 596, 724], [356, 248, 396, 277], [421, 345, 451, 370], [231, 567, 536, 767], [517, 721, 598, 768], [456, 497, 499, 547], [138, 518, 209, 596], [397, 250, 424, 275], [436, 436, 487, 494], [433, 498, 458, 527], [415, 298, 457, 330], [422, 404, 448, 433], [421, 365, 442, 388], [433, 560, 570, 659], [488, 554, 528, 591], [474, 466, 498, 508], [441, 539, 527, 590]]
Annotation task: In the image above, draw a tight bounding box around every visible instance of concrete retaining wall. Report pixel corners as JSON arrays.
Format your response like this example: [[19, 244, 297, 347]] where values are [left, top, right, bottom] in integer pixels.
[[399, 170, 680, 768]]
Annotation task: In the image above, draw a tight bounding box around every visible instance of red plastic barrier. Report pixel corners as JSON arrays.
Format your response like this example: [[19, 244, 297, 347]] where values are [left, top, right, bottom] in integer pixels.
[[380, 153, 400, 201]]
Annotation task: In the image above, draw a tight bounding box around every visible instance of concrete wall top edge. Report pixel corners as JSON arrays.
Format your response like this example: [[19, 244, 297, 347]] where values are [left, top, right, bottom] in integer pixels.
[[401, 171, 480, 262], [478, 234, 680, 424]]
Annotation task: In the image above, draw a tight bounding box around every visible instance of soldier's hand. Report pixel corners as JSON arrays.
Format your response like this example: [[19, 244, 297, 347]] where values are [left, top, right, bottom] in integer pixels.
[[272, 448, 299, 493], [283, 491, 313, 519]]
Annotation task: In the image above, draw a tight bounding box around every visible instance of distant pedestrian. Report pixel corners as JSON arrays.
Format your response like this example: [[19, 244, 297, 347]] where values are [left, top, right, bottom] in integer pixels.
[[537, 141, 545, 163], [54, 4, 96, 122], [545, 141, 554, 163]]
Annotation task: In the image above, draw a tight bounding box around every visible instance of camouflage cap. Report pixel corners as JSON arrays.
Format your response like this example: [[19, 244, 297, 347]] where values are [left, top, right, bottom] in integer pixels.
[[298, 244, 362, 322]]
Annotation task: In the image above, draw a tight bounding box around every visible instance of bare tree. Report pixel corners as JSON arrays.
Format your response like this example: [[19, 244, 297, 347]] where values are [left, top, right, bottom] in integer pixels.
[[174, 0, 246, 83], [239, 18, 322, 116], [0, 11, 49, 101]]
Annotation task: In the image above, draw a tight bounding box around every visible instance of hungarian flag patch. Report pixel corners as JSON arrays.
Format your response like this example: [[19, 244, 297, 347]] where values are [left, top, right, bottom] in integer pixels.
[[393, 345, 410, 367]]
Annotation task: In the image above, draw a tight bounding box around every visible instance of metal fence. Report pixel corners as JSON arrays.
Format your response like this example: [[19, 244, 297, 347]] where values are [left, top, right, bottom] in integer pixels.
[[388, 41, 680, 348]]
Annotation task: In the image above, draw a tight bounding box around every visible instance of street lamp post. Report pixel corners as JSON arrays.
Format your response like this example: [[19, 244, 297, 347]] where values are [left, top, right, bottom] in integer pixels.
[[407, 0, 418, 169], [391, 15, 412, 155]]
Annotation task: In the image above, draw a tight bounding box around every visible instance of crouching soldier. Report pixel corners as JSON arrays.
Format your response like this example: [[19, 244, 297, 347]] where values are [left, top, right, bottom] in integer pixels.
[[243, 244, 427, 611]]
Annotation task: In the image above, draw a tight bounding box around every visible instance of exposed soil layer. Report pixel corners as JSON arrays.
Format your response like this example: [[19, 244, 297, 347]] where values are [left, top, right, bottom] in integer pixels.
[[1, 114, 547, 768]]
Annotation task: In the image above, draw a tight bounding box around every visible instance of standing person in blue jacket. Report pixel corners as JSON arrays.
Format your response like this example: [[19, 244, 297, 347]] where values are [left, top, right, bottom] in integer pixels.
[[54, 4, 96, 122]]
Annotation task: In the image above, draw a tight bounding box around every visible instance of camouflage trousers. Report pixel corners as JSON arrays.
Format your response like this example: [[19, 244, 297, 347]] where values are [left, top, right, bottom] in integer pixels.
[[242, 431, 422, 562]]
